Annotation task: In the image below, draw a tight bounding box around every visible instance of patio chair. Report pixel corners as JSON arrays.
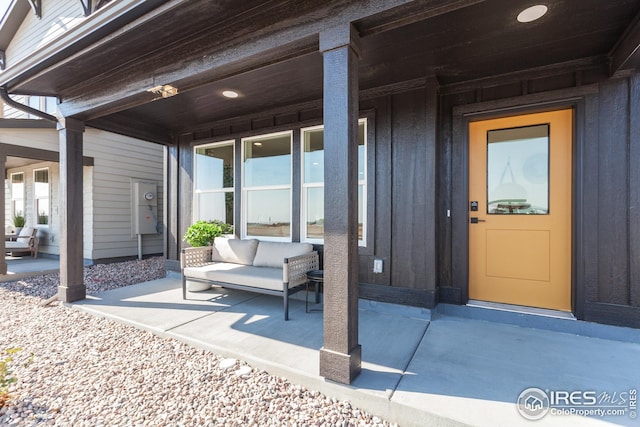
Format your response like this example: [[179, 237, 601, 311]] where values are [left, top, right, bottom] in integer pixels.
[[5, 227, 39, 258]]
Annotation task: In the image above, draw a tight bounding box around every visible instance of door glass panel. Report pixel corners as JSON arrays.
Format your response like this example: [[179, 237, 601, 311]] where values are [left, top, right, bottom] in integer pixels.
[[487, 124, 549, 214]]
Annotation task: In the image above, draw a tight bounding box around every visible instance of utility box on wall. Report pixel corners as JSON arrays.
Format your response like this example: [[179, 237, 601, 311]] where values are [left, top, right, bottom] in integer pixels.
[[132, 181, 158, 235]]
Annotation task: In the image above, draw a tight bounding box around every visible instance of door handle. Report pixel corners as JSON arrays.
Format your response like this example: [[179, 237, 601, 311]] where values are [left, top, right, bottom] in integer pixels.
[[470, 217, 486, 224]]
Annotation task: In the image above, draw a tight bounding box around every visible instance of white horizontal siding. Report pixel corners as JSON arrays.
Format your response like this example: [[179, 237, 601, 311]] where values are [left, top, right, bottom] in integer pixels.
[[0, 129, 59, 151], [7, 0, 85, 68], [0, 126, 164, 260], [84, 129, 164, 260]]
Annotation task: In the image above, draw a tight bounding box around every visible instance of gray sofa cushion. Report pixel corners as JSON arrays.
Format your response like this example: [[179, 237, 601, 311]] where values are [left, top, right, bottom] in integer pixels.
[[211, 238, 259, 265], [253, 241, 313, 268], [184, 263, 284, 292]]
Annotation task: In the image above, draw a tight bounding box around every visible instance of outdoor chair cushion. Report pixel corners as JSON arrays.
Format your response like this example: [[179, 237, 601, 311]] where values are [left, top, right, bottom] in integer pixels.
[[252, 241, 313, 268], [6, 240, 30, 250], [210, 238, 259, 265], [18, 227, 35, 238], [184, 262, 284, 292]]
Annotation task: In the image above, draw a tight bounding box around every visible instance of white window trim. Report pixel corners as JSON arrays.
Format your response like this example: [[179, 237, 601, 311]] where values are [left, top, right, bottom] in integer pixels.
[[33, 167, 50, 228], [300, 119, 368, 247], [10, 172, 24, 220], [241, 130, 293, 242], [192, 140, 235, 224]]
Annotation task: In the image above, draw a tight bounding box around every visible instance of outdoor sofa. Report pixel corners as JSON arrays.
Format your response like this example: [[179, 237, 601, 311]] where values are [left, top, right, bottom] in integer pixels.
[[180, 238, 319, 320], [5, 227, 39, 258]]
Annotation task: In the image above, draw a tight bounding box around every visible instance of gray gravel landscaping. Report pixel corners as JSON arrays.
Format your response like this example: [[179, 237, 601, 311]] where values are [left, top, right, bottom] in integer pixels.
[[0, 257, 393, 426]]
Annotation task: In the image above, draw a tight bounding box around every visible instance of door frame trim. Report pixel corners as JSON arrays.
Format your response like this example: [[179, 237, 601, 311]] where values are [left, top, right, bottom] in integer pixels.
[[449, 84, 599, 319]]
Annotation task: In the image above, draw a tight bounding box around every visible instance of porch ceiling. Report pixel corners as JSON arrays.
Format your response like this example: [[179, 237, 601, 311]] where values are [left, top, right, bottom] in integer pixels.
[[5, 0, 640, 142]]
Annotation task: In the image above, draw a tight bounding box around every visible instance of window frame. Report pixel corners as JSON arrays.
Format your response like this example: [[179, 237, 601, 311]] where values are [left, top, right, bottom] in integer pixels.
[[241, 130, 294, 242], [192, 140, 235, 224], [10, 172, 25, 220], [33, 167, 50, 227], [300, 119, 368, 247]]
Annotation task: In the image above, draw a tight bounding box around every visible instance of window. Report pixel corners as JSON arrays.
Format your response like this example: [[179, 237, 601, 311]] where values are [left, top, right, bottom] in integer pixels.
[[301, 120, 367, 245], [193, 142, 234, 225], [34, 168, 50, 226], [10, 173, 24, 220], [242, 131, 292, 240]]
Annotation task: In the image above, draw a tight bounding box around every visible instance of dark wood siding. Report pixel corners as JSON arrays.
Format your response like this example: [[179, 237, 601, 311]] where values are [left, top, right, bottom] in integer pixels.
[[442, 71, 640, 328], [169, 69, 640, 326], [390, 90, 429, 289], [596, 79, 630, 305]]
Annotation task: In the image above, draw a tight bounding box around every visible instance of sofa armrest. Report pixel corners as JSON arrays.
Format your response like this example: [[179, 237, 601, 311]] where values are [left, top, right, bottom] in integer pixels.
[[181, 246, 214, 270], [284, 251, 319, 286]]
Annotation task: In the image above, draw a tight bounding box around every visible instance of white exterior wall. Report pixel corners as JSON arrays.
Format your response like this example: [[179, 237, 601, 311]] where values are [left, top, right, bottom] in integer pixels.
[[6, 161, 63, 255], [83, 128, 164, 259], [1, 127, 164, 260], [6, 0, 85, 68]]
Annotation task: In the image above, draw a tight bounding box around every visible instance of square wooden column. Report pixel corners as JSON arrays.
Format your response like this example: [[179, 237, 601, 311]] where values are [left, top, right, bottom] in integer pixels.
[[319, 24, 361, 384], [57, 117, 86, 302], [0, 154, 6, 275]]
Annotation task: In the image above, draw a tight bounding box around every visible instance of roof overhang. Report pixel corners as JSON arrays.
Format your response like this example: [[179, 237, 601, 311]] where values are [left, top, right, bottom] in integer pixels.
[[0, 0, 638, 145]]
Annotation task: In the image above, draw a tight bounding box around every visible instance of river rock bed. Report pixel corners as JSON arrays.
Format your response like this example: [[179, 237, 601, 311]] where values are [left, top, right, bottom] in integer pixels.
[[0, 257, 393, 426]]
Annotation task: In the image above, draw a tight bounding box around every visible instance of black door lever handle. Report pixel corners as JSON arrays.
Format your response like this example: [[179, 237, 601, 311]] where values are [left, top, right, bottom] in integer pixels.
[[470, 217, 486, 224]]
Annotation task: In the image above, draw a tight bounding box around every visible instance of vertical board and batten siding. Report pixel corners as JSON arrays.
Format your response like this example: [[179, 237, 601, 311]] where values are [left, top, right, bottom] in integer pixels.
[[176, 89, 441, 308], [6, 0, 84, 68], [84, 129, 164, 259], [440, 72, 640, 328], [0, 127, 164, 260], [581, 74, 640, 326]]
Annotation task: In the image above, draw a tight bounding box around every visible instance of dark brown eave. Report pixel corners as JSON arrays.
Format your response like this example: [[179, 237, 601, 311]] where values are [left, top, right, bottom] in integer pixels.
[[610, 9, 640, 74], [1, 0, 638, 146]]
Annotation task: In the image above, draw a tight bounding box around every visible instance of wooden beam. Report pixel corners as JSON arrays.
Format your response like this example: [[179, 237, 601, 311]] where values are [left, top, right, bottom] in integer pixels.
[[318, 24, 361, 385], [80, 0, 92, 16], [51, 0, 480, 121], [610, 11, 640, 75], [26, 0, 41, 19], [0, 142, 94, 166], [356, 0, 488, 36], [57, 117, 86, 302], [87, 116, 171, 145]]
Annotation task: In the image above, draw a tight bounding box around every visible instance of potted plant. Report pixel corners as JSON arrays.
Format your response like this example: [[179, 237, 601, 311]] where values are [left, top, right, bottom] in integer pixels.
[[12, 214, 25, 235], [182, 220, 233, 247]]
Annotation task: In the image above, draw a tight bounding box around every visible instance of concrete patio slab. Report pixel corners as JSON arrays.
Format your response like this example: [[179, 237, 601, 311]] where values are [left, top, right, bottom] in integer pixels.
[[70, 277, 640, 427]]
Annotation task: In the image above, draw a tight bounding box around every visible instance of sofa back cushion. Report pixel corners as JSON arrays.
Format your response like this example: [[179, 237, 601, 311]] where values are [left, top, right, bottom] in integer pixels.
[[253, 241, 313, 268], [211, 238, 259, 265], [19, 227, 35, 238]]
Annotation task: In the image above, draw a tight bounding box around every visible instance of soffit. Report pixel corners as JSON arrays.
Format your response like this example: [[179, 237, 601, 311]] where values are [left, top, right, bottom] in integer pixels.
[[2, 0, 639, 140]]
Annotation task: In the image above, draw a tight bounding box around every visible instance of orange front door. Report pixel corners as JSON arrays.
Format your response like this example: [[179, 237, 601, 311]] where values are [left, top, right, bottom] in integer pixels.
[[468, 109, 572, 311]]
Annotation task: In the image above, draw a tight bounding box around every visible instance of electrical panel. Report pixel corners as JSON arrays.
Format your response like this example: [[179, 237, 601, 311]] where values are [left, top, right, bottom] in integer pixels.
[[133, 181, 158, 235]]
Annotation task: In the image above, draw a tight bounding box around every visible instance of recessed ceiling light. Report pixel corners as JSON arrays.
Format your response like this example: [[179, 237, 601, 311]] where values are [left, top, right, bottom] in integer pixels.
[[254, 142, 263, 146], [517, 5, 548, 23], [222, 90, 239, 98]]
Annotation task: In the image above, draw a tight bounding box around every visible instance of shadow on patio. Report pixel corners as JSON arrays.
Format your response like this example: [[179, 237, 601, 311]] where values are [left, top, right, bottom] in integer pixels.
[[70, 277, 640, 427]]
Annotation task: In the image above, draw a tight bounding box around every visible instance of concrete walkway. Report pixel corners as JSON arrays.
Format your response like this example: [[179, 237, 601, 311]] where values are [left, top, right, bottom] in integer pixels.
[[2, 255, 93, 281], [71, 277, 640, 427]]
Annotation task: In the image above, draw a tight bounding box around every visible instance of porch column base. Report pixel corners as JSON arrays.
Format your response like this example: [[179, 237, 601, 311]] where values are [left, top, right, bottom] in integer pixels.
[[57, 284, 86, 303], [319, 345, 362, 384], [0, 262, 6, 275]]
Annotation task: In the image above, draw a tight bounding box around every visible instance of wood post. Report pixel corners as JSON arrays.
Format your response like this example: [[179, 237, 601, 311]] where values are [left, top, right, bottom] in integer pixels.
[[319, 24, 361, 384], [57, 117, 86, 302]]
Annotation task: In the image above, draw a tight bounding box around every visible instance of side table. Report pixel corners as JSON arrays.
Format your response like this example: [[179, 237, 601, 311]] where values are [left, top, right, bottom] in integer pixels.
[[305, 269, 324, 313]]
